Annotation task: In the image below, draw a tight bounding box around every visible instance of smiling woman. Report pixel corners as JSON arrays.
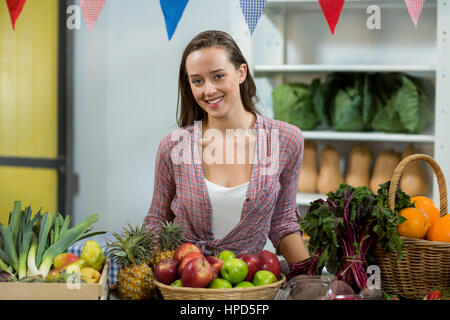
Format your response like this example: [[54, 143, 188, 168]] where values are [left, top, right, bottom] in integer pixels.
[[144, 30, 310, 266]]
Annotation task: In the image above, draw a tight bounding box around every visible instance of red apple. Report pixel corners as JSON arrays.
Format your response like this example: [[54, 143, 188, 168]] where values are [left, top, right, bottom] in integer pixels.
[[174, 243, 202, 262], [155, 257, 179, 285], [181, 257, 213, 288], [177, 251, 204, 277], [206, 256, 224, 279], [257, 250, 281, 278], [236, 253, 262, 282]]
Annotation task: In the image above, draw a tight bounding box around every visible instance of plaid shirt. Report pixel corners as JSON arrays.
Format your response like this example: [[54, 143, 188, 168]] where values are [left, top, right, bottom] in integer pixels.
[[144, 112, 304, 256]]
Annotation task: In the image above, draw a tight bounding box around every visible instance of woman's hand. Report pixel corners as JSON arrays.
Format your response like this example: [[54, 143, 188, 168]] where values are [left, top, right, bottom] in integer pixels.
[[278, 232, 310, 264]]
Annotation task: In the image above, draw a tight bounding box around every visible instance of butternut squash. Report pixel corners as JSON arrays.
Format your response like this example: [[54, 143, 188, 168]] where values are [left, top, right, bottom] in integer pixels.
[[399, 145, 430, 197], [369, 149, 401, 194], [297, 141, 318, 193], [345, 145, 372, 188], [317, 145, 344, 194]]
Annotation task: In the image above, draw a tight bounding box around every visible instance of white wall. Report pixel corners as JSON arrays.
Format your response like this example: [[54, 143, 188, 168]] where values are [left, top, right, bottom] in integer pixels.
[[73, 0, 240, 231]]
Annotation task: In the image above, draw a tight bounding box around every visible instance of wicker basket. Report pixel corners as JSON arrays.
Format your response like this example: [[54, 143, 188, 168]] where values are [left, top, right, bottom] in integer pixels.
[[155, 274, 286, 300], [374, 154, 450, 300]]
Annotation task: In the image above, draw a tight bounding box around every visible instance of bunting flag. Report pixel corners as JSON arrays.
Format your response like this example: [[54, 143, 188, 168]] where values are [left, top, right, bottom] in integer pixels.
[[239, 0, 267, 35], [318, 0, 346, 35], [404, 0, 426, 27], [5, 0, 26, 30], [160, 0, 189, 41], [80, 0, 106, 32]]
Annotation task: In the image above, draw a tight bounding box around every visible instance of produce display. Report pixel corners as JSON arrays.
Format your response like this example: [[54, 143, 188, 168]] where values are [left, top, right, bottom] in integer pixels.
[[106, 224, 156, 300], [0, 201, 104, 284], [154, 242, 282, 290], [273, 73, 433, 134], [290, 178, 450, 298]]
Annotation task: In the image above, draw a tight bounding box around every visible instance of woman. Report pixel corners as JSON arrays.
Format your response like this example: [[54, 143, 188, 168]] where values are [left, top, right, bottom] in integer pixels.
[[144, 30, 309, 265]]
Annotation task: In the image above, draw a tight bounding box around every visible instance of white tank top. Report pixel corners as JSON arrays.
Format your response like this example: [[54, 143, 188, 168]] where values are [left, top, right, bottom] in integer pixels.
[[204, 178, 249, 240]]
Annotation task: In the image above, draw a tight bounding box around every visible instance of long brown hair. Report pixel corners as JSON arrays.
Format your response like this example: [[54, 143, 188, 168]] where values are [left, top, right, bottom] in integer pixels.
[[177, 30, 259, 128]]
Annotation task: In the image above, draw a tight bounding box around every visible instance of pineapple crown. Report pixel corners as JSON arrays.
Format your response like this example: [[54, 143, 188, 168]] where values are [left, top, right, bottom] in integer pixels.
[[106, 223, 156, 267], [158, 220, 184, 251]]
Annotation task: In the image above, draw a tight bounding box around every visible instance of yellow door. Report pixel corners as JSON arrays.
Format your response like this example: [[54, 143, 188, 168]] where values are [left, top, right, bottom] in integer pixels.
[[0, 0, 59, 224]]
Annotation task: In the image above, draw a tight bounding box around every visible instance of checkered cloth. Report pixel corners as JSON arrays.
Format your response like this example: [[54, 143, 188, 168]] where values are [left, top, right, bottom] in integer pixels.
[[404, 0, 426, 27], [239, 0, 267, 35], [80, 0, 106, 32], [68, 231, 119, 285]]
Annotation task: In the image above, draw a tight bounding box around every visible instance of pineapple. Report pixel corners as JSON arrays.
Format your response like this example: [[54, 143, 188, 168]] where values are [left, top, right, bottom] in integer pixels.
[[106, 224, 156, 300], [153, 220, 184, 266]]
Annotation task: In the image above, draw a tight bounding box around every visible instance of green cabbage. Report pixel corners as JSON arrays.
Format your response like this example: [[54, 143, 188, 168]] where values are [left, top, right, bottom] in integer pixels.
[[272, 83, 319, 130]]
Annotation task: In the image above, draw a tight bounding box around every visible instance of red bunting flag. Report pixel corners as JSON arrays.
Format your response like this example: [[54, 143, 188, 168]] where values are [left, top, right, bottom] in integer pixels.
[[318, 0, 346, 35], [404, 0, 426, 27], [80, 0, 106, 32], [5, 0, 27, 30]]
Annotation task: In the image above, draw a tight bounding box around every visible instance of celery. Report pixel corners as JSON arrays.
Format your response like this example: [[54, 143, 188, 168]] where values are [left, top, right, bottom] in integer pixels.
[[38, 214, 99, 278]]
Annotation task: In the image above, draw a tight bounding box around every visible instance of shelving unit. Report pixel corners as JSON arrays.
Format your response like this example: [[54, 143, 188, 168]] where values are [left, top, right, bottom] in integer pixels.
[[230, 0, 450, 209], [253, 64, 436, 74]]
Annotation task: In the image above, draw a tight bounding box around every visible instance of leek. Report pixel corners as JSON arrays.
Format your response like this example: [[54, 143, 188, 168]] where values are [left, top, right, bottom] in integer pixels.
[[18, 208, 41, 279], [38, 214, 99, 278], [8, 201, 22, 249], [27, 236, 40, 276], [35, 212, 54, 268], [0, 257, 12, 273], [0, 226, 19, 274]]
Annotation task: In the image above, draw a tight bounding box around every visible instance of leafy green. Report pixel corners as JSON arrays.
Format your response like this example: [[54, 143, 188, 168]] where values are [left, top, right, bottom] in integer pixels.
[[272, 83, 319, 130], [272, 72, 433, 134]]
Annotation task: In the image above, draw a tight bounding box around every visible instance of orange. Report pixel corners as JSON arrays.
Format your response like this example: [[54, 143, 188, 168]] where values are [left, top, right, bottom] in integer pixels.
[[397, 207, 431, 239], [411, 196, 440, 226], [426, 214, 450, 243]]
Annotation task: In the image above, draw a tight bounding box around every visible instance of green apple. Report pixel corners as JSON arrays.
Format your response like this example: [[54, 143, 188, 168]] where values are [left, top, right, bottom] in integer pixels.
[[234, 281, 255, 288], [221, 258, 248, 284], [217, 250, 236, 261], [171, 279, 183, 287], [208, 278, 232, 289], [252, 270, 277, 286]]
